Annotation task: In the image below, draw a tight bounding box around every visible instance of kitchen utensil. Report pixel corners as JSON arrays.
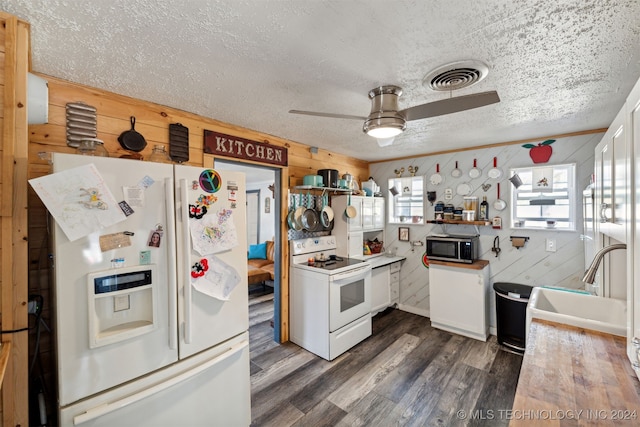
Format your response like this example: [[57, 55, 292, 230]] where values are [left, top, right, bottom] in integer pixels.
[[494, 183, 507, 211], [294, 194, 306, 229], [430, 163, 444, 185], [345, 192, 357, 218], [301, 191, 319, 230], [169, 123, 189, 163], [118, 116, 147, 152], [488, 157, 503, 179], [338, 179, 349, 189], [66, 102, 97, 147], [320, 194, 333, 227], [427, 191, 436, 205], [456, 182, 472, 196], [451, 161, 462, 178], [317, 169, 339, 188], [287, 195, 300, 230], [303, 175, 323, 187], [509, 173, 523, 188], [469, 159, 482, 179]]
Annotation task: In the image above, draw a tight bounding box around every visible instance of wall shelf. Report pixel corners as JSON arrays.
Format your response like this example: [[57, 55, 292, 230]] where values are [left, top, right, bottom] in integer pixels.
[[427, 219, 491, 235], [293, 185, 353, 194], [427, 219, 491, 226]]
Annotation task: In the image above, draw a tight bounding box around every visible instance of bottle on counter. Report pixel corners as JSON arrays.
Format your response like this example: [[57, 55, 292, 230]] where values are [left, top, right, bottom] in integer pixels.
[[480, 196, 489, 220]]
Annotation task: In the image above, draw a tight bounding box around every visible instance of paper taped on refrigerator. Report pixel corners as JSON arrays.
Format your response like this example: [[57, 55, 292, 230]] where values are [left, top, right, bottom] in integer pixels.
[[191, 255, 241, 300], [28, 163, 126, 241]]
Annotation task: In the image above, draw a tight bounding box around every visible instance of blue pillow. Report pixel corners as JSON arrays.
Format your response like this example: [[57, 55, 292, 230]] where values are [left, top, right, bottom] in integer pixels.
[[248, 242, 267, 259]]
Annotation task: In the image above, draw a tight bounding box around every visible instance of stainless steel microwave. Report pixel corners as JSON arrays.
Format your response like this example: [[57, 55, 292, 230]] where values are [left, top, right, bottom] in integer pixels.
[[426, 234, 479, 264]]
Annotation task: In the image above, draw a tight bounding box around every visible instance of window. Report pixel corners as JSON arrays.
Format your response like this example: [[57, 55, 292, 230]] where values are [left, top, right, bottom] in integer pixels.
[[510, 163, 576, 231], [388, 176, 425, 224]]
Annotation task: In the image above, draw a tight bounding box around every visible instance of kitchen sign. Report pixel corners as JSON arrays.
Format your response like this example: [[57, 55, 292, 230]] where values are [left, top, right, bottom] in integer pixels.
[[204, 130, 288, 166]]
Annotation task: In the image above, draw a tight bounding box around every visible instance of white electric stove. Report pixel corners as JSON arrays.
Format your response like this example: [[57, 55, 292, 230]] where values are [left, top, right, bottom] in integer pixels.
[[290, 236, 372, 360]]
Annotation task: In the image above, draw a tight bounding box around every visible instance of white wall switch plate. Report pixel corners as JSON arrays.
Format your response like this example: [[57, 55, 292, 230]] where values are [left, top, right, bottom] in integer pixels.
[[546, 238, 557, 252]]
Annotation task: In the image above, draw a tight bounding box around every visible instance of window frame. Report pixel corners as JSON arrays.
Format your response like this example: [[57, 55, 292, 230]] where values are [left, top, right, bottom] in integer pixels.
[[509, 163, 577, 231]]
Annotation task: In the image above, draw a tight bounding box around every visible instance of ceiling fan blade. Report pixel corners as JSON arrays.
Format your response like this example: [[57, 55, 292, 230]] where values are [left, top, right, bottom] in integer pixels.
[[400, 91, 500, 121], [289, 110, 367, 121]]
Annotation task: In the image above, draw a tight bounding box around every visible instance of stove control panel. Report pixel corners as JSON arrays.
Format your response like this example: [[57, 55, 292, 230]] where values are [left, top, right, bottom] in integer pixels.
[[290, 236, 336, 256]]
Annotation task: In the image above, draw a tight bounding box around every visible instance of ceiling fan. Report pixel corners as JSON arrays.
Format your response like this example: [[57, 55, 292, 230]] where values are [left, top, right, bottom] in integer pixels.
[[289, 85, 500, 147]]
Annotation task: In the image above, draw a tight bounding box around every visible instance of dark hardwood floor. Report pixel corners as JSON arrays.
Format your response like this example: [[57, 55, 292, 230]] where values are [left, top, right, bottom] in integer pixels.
[[248, 285, 523, 426]]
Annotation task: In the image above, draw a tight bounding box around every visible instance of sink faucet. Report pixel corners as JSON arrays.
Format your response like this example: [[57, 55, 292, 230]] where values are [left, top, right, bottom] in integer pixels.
[[582, 243, 627, 284]]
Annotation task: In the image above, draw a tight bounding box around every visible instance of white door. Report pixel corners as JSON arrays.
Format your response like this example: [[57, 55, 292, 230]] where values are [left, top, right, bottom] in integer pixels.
[[50, 154, 178, 406], [174, 165, 249, 359], [246, 190, 259, 246]]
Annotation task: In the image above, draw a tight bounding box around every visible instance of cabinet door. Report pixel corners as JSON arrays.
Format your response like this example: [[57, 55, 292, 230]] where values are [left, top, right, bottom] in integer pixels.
[[596, 108, 627, 242], [599, 141, 613, 230], [347, 231, 363, 258], [612, 120, 627, 229], [361, 197, 374, 230], [429, 265, 489, 341], [630, 77, 640, 372], [373, 198, 385, 229], [371, 266, 390, 314], [347, 197, 363, 231]]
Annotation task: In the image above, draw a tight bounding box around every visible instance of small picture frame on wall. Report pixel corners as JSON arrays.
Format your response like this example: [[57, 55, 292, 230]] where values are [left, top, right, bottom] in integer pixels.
[[399, 227, 410, 242]]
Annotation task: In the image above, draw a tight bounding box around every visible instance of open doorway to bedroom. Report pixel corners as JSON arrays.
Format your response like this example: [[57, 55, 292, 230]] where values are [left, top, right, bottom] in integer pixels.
[[213, 159, 281, 344]]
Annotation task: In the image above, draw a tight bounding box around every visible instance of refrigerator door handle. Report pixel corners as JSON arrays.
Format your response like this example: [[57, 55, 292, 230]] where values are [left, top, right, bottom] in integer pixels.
[[165, 177, 178, 350], [72, 340, 249, 425], [180, 178, 192, 344]]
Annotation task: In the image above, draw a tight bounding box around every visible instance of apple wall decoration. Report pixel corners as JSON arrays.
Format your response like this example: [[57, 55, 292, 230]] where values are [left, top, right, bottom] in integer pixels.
[[523, 139, 555, 163]]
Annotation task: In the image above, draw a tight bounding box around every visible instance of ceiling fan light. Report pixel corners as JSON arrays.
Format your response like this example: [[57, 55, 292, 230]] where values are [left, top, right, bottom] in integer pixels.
[[363, 85, 406, 138], [363, 116, 406, 138]]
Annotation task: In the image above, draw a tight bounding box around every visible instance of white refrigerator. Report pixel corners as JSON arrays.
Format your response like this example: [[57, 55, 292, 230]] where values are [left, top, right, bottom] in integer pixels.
[[30, 153, 250, 426]]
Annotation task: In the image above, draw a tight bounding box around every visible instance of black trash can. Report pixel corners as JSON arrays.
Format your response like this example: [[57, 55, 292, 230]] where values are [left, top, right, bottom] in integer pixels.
[[493, 282, 533, 353]]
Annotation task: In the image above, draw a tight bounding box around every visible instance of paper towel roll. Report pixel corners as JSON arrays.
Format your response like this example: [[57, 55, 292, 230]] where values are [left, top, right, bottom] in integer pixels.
[[512, 237, 526, 248]]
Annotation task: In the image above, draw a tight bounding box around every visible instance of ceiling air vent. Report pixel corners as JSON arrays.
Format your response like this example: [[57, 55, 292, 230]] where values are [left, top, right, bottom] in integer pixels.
[[423, 60, 489, 92]]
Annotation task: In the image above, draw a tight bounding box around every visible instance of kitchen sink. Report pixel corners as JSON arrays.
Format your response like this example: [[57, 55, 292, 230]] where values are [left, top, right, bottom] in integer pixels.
[[526, 287, 626, 341]]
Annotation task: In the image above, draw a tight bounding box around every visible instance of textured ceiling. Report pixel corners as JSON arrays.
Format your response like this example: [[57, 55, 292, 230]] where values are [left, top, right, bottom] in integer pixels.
[[2, 0, 640, 161]]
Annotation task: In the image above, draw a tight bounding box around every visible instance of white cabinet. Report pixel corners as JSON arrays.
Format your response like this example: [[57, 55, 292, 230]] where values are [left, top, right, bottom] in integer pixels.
[[370, 260, 402, 315], [333, 195, 384, 232], [333, 195, 385, 258], [629, 76, 640, 376], [429, 262, 490, 341], [595, 108, 628, 243], [371, 266, 391, 315], [372, 198, 385, 229], [389, 261, 401, 304]]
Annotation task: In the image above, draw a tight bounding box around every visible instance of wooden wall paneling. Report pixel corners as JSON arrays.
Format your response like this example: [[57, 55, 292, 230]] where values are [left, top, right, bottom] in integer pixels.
[[1, 12, 30, 427], [26, 73, 369, 357]]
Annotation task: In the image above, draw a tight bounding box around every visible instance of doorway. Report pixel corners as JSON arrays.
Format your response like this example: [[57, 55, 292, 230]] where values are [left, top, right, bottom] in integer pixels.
[[213, 160, 281, 343]]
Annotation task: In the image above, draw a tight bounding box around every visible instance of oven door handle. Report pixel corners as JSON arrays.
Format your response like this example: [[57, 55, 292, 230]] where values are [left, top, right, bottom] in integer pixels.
[[330, 264, 371, 284]]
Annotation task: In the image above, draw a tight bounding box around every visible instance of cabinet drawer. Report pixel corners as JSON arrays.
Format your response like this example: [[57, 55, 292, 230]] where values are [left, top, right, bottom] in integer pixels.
[[390, 281, 399, 302], [390, 262, 401, 273], [390, 272, 400, 283]]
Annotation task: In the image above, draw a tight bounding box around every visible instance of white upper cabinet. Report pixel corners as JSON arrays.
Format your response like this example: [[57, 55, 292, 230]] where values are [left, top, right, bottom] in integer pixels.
[[595, 107, 628, 243], [333, 195, 385, 232]]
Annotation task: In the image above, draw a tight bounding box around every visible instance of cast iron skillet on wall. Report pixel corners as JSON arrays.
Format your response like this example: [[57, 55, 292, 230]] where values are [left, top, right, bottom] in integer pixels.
[[118, 116, 147, 152]]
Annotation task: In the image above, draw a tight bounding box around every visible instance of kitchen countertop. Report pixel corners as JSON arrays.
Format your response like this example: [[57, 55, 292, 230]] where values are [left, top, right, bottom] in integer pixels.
[[357, 254, 406, 269], [429, 259, 489, 270], [511, 318, 640, 426]]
